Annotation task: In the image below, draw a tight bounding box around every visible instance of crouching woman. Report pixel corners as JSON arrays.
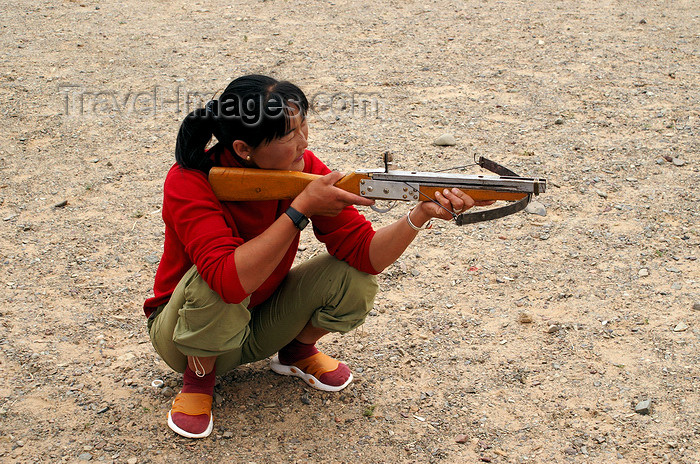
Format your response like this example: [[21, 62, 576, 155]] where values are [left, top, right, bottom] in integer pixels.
[[143, 74, 484, 438]]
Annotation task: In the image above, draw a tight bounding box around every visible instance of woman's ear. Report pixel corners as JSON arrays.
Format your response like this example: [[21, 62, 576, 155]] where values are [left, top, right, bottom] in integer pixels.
[[232, 140, 253, 161]]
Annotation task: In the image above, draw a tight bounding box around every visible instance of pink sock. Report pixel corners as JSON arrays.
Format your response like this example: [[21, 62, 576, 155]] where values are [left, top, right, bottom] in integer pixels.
[[278, 338, 318, 365], [181, 366, 216, 395]]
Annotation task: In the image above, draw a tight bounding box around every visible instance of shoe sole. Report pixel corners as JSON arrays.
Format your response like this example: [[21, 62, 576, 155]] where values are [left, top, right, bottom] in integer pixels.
[[270, 355, 353, 392], [167, 410, 213, 439]]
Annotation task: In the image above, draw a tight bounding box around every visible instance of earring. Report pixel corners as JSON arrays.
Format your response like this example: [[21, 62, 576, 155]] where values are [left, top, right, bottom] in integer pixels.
[[246, 155, 251, 161]]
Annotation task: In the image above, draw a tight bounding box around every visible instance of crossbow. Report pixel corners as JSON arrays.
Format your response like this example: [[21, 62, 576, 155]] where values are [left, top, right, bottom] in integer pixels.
[[209, 153, 546, 224]]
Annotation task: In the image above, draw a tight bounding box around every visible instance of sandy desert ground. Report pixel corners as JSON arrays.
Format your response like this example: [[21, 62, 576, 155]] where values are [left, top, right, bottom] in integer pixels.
[[0, 0, 698, 463]]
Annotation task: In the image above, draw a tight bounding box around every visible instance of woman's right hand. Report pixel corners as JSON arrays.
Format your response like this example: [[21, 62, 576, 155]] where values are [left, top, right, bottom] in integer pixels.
[[291, 171, 375, 217]]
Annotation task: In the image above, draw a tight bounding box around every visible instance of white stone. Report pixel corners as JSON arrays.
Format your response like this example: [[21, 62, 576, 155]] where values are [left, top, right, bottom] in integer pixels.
[[525, 201, 547, 216], [433, 134, 456, 146], [673, 322, 688, 332]]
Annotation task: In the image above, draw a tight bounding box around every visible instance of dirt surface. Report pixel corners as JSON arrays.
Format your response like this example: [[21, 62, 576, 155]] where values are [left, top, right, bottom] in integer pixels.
[[1, 0, 698, 462]]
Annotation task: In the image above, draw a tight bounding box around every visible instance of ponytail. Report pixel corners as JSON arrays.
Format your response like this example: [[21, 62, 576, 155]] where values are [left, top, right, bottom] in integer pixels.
[[175, 105, 215, 173], [174, 75, 310, 173]]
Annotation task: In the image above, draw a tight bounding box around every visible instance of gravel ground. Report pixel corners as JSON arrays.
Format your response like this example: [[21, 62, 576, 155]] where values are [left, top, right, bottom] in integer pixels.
[[0, 0, 698, 463]]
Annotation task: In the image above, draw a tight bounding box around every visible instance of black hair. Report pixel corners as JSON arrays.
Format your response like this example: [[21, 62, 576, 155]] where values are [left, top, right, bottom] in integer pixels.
[[174, 74, 309, 173]]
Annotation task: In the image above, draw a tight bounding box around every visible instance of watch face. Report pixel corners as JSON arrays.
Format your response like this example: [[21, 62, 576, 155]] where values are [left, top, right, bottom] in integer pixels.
[[297, 216, 309, 230], [286, 207, 309, 230]]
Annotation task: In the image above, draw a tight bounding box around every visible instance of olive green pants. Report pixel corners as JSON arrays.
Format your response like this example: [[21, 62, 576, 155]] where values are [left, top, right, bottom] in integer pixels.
[[148, 254, 378, 374]]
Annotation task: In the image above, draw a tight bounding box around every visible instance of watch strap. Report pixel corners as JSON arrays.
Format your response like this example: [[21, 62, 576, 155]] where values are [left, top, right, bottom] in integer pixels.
[[285, 206, 309, 231]]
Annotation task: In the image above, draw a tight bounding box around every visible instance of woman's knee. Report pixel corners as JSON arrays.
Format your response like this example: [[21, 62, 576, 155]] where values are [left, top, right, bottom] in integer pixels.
[[327, 256, 379, 304], [345, 266, 379, 302], [310, 259, 379, 333]]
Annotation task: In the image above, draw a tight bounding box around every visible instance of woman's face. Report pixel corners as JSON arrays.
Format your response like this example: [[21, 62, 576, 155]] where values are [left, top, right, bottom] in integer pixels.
[[246, 109, 309, 171]]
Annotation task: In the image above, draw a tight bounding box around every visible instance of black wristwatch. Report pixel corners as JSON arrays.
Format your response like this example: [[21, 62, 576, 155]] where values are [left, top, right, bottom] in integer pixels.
[[285, 206, 309, 231]]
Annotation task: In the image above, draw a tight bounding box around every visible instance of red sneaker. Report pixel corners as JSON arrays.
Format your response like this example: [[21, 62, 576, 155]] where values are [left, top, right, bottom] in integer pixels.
[[270, 351, 353, 392], [167, 392, 213, 439]]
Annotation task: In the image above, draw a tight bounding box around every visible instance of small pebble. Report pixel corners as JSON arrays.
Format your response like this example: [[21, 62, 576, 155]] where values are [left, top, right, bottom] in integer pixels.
[[693, 302, 700, 311], [455, 434, 469, 444], [54, 200, 69, 208], [301, 394, 311, 405], [638, 268, 649, 277], [517, 311, 533, 324], [161, 387, 174, 397], [672, 158, 685, 166], [525, 201, 546, 216], [144, 255, 160, 264], [546, 324, 560, 333], [127, 458, 138, 464], [223, 431, 234, 438], [78, 453, 93, 461], [635, 399, 651, 415], [433, 133, 456, 146], [595, 189, 608, 199], [554, 118, 564, 125], [673, 322, 688, 332]]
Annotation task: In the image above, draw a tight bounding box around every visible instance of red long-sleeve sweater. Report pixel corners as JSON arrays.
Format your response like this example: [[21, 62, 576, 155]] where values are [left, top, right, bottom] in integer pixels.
[[143, 148, 378, 318]]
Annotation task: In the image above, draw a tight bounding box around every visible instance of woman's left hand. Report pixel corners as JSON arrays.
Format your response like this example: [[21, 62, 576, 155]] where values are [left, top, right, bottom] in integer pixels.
[[413, 188, 495, 222]]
